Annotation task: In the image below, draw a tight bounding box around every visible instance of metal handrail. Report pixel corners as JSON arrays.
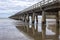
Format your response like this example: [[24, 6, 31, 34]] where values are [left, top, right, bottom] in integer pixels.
[[20, 0, 58, 13]]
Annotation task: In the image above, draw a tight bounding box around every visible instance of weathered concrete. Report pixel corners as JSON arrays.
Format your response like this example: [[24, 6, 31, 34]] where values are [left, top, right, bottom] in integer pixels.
[[42, 11, 46, 40], [9, 0, 60, 40]]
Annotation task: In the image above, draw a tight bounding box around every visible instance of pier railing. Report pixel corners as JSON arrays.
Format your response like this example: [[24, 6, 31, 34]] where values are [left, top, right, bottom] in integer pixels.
[[20, 0, 59, 13]]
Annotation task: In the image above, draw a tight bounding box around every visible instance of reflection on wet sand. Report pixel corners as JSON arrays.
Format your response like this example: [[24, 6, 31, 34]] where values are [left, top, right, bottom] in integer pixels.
[[0, 18, 34, 40], [0, 18, 59, 40], [16, 24, 42, 40], [16, 19, 60, 40]]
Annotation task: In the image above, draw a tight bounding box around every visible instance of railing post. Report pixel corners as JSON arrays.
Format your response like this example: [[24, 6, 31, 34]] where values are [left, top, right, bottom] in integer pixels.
[[43, 0, 45, 4], [47, 0, 50, 3], [42, 10, 46, 40]]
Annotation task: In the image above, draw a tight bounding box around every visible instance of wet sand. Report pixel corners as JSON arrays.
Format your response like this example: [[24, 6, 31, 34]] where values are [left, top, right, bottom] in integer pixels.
[[0, 18, 34, 40], [0, 18, 60, 40]]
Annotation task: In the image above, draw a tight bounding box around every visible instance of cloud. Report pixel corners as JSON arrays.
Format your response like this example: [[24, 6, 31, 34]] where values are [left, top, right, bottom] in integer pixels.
[[0, 0, 40, 18]]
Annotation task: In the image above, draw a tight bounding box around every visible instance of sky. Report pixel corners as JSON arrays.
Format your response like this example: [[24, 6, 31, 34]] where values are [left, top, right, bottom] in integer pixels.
[[0, 0, 41, 18]]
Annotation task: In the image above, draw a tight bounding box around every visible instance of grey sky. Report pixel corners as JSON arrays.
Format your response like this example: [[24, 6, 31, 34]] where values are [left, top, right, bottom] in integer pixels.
[[0, 0, 41, 18]]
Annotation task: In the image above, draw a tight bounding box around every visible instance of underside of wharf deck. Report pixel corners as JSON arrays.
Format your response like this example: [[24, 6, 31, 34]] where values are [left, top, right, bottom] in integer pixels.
[[9, 0, 60, 40]]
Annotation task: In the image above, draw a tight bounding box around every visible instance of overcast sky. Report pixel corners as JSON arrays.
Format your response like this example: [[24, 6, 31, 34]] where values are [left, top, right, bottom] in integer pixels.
[[0, 0, 41, 18]]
